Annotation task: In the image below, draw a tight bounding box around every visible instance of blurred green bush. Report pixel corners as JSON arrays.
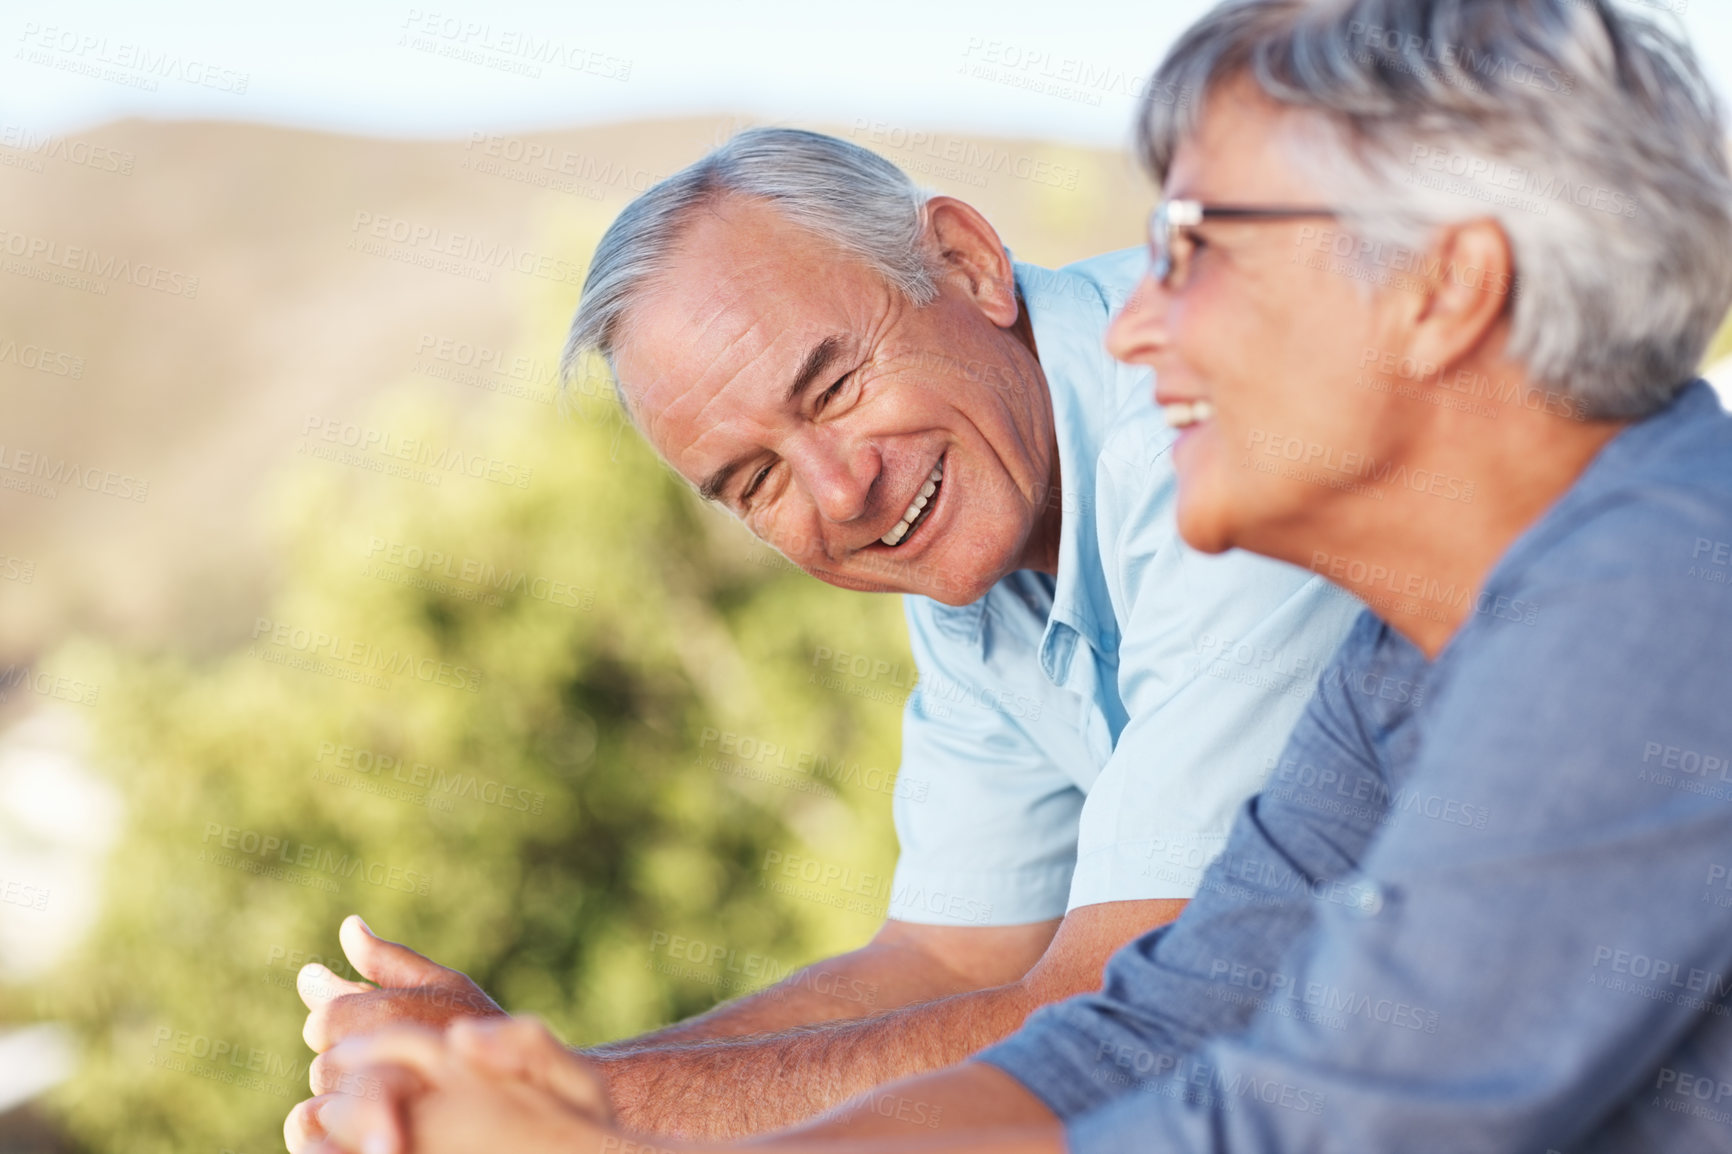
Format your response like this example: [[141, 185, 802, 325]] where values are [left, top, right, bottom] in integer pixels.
[[24, 288, 909, 1154]]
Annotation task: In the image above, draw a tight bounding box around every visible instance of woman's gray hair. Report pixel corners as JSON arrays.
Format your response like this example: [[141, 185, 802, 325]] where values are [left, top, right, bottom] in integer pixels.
[[562, 127, 936, 391], [1139, 0, 1732, 419]]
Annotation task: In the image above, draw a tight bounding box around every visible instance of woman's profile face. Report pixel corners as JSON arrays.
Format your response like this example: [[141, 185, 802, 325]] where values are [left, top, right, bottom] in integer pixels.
[[1108, 80, 1429, 562]]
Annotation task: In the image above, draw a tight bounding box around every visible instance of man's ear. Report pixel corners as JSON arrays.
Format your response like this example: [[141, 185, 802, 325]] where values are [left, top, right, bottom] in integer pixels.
[[1402, 219, 1515, 378], [922, 196, 1020, 328]]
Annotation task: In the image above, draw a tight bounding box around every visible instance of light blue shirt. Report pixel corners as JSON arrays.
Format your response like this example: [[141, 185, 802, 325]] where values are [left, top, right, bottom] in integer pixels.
[[887, 249, 1365, 926]]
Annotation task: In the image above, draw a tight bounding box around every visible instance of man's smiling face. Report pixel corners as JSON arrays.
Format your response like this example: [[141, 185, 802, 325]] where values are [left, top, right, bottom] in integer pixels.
[[613, 194, 1062, 606]]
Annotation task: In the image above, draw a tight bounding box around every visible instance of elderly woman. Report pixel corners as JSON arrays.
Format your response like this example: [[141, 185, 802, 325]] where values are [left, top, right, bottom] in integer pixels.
[[294, 0, 1732, 1151]]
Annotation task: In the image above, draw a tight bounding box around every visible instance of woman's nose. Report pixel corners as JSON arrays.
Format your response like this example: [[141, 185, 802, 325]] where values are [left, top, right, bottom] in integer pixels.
[[1106, 270, 1173, 368]]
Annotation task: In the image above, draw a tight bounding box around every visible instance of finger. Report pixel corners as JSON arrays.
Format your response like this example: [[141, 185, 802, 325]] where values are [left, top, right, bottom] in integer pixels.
[[307, 987, 425, 1053], [307, 982, 499, 1054], [324, 1025, 450, 1085], [312, 1050, 427, 1100], [318, 1084, 406, 1154], [304, 991, 379, 1053], [285, 1094, 333, 1152], [444, 1015, 543, 1080], [449, 1016, 613, 1122], [340, 915, 452, 988], [299, 961, 373, 1011]]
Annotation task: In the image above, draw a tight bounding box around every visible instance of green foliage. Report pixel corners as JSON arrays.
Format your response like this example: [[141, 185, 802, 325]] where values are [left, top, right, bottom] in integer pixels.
[[28, 293, 909, 1154]]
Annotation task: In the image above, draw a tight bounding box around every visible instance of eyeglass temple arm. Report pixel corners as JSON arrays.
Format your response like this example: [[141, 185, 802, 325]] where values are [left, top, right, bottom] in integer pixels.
[[1195, 206, 1341, 222]]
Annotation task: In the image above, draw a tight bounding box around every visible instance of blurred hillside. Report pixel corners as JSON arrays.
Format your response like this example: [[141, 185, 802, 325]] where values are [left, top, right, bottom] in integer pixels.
[[0, 115, 1151, 674]]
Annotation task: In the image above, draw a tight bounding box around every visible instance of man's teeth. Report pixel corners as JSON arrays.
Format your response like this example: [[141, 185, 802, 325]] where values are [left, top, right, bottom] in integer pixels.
[[881, 462, 945, 547], [1163, 400, 1216, 429]]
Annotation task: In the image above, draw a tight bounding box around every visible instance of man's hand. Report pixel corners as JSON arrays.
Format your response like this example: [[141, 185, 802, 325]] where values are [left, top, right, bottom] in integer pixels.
[[298, 916, 505, 1055], [288, 1017, 618, 1154]]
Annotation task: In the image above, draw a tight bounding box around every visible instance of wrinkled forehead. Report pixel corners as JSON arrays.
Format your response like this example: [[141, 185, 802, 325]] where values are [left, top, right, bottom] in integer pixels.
[[610, 200, 890, 460]]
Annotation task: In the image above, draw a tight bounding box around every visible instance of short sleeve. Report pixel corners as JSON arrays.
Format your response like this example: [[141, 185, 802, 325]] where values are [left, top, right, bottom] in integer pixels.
[[889, 593, 1095, 927]]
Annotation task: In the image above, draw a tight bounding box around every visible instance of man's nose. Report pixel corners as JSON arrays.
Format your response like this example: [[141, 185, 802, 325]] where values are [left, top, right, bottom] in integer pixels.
[[788, 430, 878, 525], [1105, 270, 1173, 367]]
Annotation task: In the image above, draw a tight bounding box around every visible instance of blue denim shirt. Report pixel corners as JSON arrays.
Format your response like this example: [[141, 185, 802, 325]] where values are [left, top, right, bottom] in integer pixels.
[[981, 381, 1732, 1152], [888, 249, 1363, 925]]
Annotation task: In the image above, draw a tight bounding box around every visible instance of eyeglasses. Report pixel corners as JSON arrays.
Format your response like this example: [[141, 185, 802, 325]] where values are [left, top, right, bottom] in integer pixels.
[[1147, 199, 1341, 291]]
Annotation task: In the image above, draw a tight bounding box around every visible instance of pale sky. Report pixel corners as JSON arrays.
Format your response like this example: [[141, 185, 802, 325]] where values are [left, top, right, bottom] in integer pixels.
[[4, 0, 1729, 145]]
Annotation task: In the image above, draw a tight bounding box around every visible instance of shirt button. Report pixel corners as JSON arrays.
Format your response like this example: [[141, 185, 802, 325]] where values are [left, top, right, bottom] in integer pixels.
[[1347, 880, 1385, 918]]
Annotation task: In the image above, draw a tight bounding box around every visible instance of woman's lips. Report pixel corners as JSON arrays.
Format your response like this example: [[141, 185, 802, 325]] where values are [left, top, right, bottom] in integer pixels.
[[1161, 400, 1215, 430]]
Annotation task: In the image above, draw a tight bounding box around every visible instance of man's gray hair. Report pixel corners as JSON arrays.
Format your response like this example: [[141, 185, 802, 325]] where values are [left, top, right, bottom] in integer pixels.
[[1139, 0, 1732, 419], [562, 127, 936, 387]]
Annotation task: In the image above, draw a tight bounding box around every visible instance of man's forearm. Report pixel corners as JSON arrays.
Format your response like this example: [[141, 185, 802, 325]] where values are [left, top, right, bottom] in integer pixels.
[[593, 981, 1045, 1139], [587, 939, 989, 1052], [588, 965, 889, 1053]]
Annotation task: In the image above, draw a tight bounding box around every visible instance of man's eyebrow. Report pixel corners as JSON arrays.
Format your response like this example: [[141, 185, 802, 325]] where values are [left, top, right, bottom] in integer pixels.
[[698, 459, 743, 503], [785, 335, 845, 405], [698, 336, 848, 503]]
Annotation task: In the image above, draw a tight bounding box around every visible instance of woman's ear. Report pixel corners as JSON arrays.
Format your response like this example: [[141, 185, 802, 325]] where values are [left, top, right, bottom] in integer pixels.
[[1402, 219, 1516, 377]]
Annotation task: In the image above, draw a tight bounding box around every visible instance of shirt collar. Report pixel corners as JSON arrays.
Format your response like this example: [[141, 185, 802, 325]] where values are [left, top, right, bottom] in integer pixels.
[[1015, 260, 1127, 683], [1475, 379, 1724, 607]]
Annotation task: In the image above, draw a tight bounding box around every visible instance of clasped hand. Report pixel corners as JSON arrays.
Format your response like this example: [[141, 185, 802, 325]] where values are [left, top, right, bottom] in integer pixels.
[[286, 915, 619, 1154]]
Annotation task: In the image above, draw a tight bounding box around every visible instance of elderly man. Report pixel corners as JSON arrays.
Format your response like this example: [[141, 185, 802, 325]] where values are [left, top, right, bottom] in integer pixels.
[[290, 127, 1362, 1135], [294, 0, 1732, 1151]]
